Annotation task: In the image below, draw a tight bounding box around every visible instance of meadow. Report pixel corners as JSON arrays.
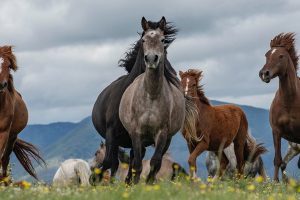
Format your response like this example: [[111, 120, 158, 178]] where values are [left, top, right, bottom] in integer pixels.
[[1, 177, 299, 200]]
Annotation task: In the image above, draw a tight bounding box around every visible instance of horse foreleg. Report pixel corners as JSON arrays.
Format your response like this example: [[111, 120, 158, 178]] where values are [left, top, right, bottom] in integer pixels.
[[273, 130, 282, 182], [146, 134, 171, 184], [188, 140, 209, 179], [0, 129, 10, 180], [1, 134, 16, 184], [131, 135, 144, 184], [281, 143, 299, 182]]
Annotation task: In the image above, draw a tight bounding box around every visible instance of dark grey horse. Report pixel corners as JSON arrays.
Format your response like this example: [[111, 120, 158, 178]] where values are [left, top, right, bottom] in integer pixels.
[[206, 143, 267, 179], [119, 17, 197, 184]]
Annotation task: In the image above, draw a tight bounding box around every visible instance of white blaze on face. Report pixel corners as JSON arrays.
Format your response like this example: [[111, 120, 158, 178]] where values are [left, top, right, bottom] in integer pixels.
[[185, 78, 190, 95], [0, 57, 3, 74], [271, 48, 277, 55]]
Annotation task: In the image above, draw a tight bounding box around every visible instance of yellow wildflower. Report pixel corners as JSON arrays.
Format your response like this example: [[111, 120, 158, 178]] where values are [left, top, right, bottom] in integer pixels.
[[255, 175, 264, 183], [94, 168, 101, 175], [121, 163, 129, 169], [289, 178, 297, 188], [153, 185, 160, 191], [21, 180, 31, 189], [122, 192, 129, 198], [199, 184, 207, 190], [246, 184, 255, 191]]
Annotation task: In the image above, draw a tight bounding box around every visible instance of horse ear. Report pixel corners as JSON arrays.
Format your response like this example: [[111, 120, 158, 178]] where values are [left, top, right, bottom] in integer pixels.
[[159, 16, 166, 31], [141, 17, 149, 31], [179, 70, 184, 78], [195, 70, 203, 78]]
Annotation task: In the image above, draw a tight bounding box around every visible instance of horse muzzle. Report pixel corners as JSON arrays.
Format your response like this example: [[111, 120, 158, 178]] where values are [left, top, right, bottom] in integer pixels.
[[259, 70, 271, 83], [144, 54, 159, 69]]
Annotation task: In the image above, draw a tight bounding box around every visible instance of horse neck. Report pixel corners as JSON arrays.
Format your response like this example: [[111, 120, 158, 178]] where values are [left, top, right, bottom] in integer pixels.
[[144, 59, 165, 97], [193, 92, 211, 113], [278, 57, 299, 103]]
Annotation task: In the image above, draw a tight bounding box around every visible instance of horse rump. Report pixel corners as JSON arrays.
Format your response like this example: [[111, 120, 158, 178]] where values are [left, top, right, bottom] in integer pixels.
[[13, 138, 46, 179]]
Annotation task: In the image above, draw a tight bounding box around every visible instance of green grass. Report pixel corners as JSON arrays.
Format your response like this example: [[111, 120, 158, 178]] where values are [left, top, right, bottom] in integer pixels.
[[0, 177, 299, 200]]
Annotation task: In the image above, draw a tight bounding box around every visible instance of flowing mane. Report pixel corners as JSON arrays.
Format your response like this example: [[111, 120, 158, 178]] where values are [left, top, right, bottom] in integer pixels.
[[118, 20, 180, 88], [185, 69, 211, 105], [0, 46, 18, 71], [270, 33, 299, 73]]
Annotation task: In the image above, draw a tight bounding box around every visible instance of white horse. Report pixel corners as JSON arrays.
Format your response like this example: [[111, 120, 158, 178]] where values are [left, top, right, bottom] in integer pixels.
[[53, 159, 91, 187]]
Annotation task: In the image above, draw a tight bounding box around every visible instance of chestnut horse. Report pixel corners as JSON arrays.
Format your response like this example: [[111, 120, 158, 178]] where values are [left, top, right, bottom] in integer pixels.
[[180, 69, 267, 178], [0, 46, 45, 182], [259, 33, 300, 181]]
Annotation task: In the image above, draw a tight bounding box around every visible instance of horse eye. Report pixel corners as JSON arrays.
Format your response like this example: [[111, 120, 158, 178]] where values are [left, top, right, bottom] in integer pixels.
[[161, 39, 165, 43], [279, 54, 284, 59], [142, 39, 145, 43]]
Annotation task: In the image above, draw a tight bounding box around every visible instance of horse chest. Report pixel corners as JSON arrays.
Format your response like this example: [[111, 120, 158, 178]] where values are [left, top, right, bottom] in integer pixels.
[[273, 110, 300, 140]]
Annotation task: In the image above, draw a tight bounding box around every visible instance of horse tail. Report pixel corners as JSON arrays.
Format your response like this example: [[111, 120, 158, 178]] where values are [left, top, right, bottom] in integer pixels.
[[244, 132, 267, 163], [13, 138, 46, 179], [75, 161, 91, 186], [171, 162, 188, 180], [183, 96, 201, 142]]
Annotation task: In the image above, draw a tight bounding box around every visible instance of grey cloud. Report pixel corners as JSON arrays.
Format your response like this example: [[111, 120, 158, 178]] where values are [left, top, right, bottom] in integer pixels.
[[1, 0, 300, 123]]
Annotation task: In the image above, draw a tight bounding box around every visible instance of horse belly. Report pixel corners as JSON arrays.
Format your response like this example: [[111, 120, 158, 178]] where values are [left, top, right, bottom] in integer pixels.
[[11, 94, 28, 134]]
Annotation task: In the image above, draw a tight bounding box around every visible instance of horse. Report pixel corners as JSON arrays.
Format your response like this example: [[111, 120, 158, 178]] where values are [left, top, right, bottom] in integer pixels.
[[0, 46, 45, 183], [259, 33, 300, 182], [281, 142, 300, 179], [179, 69, 267, 178], [206, 143, 267, 179], [119, 17, 197, 184], [90, 143, 187, 182], [91, 16, 178, 183], [53, 159, 91, 187]]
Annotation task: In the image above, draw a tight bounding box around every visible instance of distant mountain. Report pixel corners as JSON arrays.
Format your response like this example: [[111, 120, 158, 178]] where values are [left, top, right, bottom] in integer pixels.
[[11, 100, 298, 182]]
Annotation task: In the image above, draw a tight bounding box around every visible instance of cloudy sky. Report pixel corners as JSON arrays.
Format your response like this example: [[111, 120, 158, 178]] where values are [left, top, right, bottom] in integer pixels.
[[0, 0, 299, 124]]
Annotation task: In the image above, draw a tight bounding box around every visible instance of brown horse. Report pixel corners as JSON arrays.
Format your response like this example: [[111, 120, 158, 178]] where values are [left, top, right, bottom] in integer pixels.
[[0, 46, 45, 182], [259, 33, 300, 182], [180, 69, 267, 178]]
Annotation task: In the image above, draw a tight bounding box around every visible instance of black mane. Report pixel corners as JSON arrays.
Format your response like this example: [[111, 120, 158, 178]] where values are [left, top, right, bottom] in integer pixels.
[[118, 20, 180, 88], [119, 21, 178, 72]]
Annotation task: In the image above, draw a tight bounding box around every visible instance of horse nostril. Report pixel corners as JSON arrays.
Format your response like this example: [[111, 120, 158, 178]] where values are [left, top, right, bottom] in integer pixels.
[[144, 55, 149, 63], [154, 55, 158, 62], [265, 71, 270, 77]]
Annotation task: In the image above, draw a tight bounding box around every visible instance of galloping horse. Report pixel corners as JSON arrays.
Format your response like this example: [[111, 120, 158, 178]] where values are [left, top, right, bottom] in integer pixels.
[[119, 17, 197, 184], [180, 69, 267, 178], [0, 46, 45, 182], [91, 17, 179, 183], [259, 33, 300, 181]]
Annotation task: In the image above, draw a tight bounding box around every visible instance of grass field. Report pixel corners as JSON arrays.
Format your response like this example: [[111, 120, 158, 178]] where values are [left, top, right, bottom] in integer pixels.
[[1, 176, 300, 200]]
